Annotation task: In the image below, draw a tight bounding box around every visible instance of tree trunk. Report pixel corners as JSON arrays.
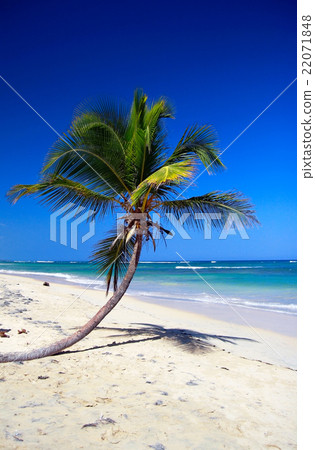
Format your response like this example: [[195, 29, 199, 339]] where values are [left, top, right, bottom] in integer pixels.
[[0, 238, 142, 363]]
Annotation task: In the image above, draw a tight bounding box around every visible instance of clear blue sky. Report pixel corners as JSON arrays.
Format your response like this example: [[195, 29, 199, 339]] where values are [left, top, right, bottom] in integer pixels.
[[0, 0, 296, 261]]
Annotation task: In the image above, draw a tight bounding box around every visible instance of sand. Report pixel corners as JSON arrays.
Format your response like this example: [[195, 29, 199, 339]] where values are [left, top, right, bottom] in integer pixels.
[[0, 274, 296, 449]]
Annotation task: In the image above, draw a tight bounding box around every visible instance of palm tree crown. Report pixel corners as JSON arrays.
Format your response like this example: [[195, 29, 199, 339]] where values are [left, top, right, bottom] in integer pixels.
[[8, 89, 258, 294]]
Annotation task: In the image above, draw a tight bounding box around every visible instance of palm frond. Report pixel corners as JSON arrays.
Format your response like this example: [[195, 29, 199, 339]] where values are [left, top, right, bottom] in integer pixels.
[[42, 118, 131, 197], [136, 97, 174, 183], [159, 190, 259, 230], [72, 96, 129, 134], [7, 175, 117, 217], [92, 228, 136, 294], [165, 124, 224, 173], [124, 90, 173, 187], [131, 161, 195, 206]]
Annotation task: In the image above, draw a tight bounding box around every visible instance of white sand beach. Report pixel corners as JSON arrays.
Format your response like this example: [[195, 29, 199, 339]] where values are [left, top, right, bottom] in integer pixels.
[[0, 274, 296, 449]]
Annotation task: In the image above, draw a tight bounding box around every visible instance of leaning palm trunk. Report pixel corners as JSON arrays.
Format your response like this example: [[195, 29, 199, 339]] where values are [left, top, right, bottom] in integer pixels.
[[0, 238, 142, 363]]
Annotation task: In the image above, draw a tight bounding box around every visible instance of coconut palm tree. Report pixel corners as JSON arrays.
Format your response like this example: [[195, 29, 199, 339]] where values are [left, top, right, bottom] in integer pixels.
[[0, 89, 258, 363]]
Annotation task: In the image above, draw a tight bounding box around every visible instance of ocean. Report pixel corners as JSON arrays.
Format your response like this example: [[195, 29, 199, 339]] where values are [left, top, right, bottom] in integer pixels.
[[0, 260, 297, 315]]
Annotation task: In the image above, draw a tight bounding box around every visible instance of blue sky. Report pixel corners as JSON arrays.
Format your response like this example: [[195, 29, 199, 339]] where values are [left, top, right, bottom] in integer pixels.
[[0, 0, 296, 261]]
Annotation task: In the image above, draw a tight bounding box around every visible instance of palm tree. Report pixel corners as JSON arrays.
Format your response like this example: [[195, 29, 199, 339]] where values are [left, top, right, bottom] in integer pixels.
[[0, 89, 258, 363]]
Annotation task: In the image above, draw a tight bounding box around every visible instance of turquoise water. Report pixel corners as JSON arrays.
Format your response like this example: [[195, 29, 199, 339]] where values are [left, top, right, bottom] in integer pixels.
[[0, 260, 297, 315]]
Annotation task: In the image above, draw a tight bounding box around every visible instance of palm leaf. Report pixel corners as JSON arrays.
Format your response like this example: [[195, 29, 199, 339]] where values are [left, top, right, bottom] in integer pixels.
[[165, 124, 224, 173], [92, 228, 137, 294], [124, 90, 173, 187], [131, 161, 195, 206], [159, 190, 259, 230], [7, 175, 117, 217], [42, 120, 131, 197]]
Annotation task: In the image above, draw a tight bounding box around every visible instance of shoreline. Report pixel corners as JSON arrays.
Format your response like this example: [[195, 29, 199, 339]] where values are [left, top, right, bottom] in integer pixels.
[[0, 259, 297, 319], [0, 273, 297, 447], [0, 273, 296, 369], [0, 270, 297, 338]]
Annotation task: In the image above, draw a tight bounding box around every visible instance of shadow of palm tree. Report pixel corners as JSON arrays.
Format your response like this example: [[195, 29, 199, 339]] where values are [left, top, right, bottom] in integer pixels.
[[60, 323, 257, 356]]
